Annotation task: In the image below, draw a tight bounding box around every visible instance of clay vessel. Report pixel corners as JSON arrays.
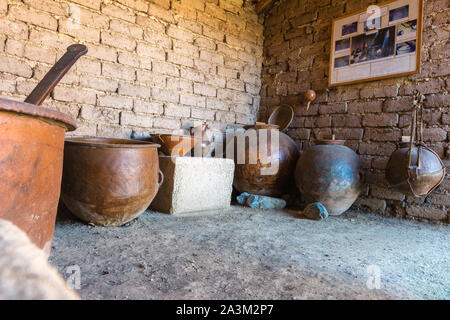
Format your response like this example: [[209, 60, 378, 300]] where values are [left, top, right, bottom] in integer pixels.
[[228, 129, 299, 197], [61, 138, 163, 226], [386, 142, 445, 196], [295, 139, 362, 215]]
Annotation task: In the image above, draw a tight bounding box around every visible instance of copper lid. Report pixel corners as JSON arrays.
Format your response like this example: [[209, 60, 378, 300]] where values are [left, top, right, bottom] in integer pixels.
[[0, 97, 77, 131]]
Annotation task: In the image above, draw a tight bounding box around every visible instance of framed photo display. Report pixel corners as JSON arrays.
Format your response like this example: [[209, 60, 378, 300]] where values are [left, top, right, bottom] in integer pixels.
[[329, 0, 423, 87]]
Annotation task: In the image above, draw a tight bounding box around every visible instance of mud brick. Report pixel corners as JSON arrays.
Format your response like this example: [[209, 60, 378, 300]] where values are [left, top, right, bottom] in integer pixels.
[[153, 117, 181, 130], [364, 128, 401, 142], [110, 19, 144, 39], [53, 87, 96, 105], [406, 206, 447, 221], [80, 105, 120, 124], [347, 101, 383, 114], [147, 3, 174, 22], [101, 3, 136, 23], [87, 44, 117, 62], [332, 115, 361, 127], [133, 100, 163, 114], [97, 124, 132, 139], [80, 75, 118, 92], [422, 128, 447, 142], [0, 55, 32, 78], [118, 82, 150, 99], [363, 114, 398, 127], [136, 16, 165, 33], [10, 5, 57, 30], [102, 62, 135, 81], [319, 103, 347, 114], [136, 42, 165, 60], [69, 0, 102, 10], [117, 0, 148, 12], [98, 94, 133, 110], [194, 83, 216, 97], [383, 97, 414, 112], [121, 111, 153, 128], [333, 128, 364, 140], [164, 103, 191, 118], [152, 87, 180, 103], [153, 61, 180, 77], [359, 142, 396, 156], [399, 79, 444, 96]]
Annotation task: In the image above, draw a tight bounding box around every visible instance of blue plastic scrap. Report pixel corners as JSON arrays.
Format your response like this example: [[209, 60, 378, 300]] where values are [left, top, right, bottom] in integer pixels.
[[237, 192, 287, 210]]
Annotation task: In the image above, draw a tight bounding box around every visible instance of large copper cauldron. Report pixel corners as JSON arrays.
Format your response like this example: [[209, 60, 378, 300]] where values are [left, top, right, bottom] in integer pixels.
[[61, 138, 163, 226], [0, 99, 76, 254], [0, 44, 86, 255], [227, 129, 299, 197], [295, 139, 362, 215]]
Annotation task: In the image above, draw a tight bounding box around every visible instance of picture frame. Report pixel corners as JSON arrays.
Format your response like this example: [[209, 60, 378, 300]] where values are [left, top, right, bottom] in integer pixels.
[[328, 0, 423, 87]]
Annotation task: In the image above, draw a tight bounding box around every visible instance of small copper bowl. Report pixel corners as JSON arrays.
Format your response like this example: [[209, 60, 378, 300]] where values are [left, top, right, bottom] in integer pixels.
[[151, 134, 201, 157]]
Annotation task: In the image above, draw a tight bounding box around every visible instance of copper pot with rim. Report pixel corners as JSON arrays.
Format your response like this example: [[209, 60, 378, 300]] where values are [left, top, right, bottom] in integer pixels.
[[61, 137, 163, 226], [0, 44, 86, 255]]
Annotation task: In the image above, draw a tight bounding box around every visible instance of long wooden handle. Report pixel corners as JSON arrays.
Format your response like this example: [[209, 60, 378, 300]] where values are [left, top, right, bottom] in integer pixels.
[[25, 44, 88, 106]]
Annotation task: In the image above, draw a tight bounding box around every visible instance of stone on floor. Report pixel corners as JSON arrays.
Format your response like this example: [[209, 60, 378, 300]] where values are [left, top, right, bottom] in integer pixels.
[[151, 156, 235, 214]]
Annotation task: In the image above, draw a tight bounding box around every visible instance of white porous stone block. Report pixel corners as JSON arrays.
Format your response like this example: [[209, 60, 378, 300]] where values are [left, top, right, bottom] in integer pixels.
[[151, 156, 235, 214]]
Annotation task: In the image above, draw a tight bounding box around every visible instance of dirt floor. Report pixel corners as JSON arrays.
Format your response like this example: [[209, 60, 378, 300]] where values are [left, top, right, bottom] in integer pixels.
[[49, 206, 449, 300]]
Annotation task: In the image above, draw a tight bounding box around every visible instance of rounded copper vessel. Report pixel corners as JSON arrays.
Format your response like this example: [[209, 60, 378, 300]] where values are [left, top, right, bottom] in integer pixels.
[[228, 129, 299, 197], [0, 98, 76, 254], [295, 139, 362, 215], [61, 138, 163, 226], [386, 143, 445, 197]]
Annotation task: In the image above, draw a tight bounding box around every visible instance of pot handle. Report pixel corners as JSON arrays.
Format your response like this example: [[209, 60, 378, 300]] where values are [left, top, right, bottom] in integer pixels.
[[157, 169, 164, 189]]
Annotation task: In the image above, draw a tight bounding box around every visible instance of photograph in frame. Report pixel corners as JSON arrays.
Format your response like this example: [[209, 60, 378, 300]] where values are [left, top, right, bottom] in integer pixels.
[[329, 0, 423, 87], [389, 5, 409, 22]]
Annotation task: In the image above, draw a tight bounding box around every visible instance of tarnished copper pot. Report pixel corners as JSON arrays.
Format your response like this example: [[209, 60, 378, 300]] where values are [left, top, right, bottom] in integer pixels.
[[295, 139, 362, 215], [227, 129, 299, 197], [385, 142, 445, 197], [0, 98, 76, 254], [61, 138, 163, 226]]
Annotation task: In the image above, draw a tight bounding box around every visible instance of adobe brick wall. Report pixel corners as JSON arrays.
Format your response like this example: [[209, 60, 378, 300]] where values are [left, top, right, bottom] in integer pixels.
[[0, 0, 263, 137], [261, 0, 449, 222]]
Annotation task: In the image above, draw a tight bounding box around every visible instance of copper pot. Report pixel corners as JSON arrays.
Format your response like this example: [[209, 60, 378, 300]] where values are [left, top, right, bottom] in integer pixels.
[[61, 138, 163, 226], [228, 129, 299, 197], [0, 99, 76, 254], [0, 44, 86, 255], [295, 139, 362, 215], [386, 142, 445, 196]]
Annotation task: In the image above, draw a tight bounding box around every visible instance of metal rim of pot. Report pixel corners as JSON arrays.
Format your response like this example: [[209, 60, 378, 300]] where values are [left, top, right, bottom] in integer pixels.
[[267, 104, 294, 131], [0, 98, 77, 132], [65, 137, 161, 149]]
